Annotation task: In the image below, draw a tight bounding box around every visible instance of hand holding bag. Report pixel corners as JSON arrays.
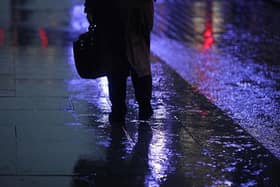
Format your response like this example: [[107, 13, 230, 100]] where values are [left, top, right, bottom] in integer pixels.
[[73, 25, 107, 79]]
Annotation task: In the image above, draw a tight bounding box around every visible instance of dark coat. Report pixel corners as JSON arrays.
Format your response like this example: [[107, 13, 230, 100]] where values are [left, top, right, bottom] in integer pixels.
[[85, 0, 154, 77]]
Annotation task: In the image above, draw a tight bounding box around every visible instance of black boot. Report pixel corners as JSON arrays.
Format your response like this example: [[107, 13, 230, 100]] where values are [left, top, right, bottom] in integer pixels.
[[109, 106, 126, 125], [139, 102, 153, 120], [107, 73, 128, 125], [131, 72, 153, 121]]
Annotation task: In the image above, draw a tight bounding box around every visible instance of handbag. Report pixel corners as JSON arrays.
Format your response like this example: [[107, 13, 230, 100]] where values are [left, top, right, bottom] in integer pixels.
[[73, 25, 107, 79]]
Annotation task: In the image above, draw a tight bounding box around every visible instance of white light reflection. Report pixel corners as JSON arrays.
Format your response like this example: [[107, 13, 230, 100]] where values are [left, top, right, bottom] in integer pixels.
[[212, 180, 233, 187], [147, 129, 170, 187], [146, 102, 171, 186], [192, 1, 207, 49], [153, 104, 167, 120], [95, 77, 111, 111], [212, 1, 225, 35]]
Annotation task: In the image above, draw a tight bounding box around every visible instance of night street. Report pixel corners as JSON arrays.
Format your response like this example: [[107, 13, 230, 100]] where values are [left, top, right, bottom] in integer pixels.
[[0, 0, 279, 186]]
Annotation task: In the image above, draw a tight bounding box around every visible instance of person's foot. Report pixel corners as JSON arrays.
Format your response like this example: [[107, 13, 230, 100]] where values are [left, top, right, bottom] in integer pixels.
[[139, 104, 153, 120]]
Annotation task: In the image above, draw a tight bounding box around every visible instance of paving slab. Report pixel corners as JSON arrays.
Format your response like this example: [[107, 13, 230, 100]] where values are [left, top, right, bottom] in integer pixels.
[[0, 90, 15, 97], [0, 176, 72, 187], [0, 111, 76, 127], [15, 79, 70, 97], [0, 49, 13, 64], [0, 177, 17, 187], [0, 62, 14, 74], [18, 125, 103, 175], [0, 126, 17, 175], [15, 63, 74, 79], [0, 97, 72, 111], [0, 75, 15, 90]]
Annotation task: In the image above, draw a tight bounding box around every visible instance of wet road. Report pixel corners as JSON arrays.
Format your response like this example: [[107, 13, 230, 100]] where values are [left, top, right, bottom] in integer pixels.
[[0, 0, 280, 186]]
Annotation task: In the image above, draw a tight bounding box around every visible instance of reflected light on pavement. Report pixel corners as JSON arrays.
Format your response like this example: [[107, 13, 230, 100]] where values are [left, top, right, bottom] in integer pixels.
[[153, 104, 167, 120], [192, 1, 224, 50], [0, 28, 5, 46], [96, 77, 111, 111], [38, 28, 48, 47], [203, 21, 214, 49], [147, 129, 170, 187]]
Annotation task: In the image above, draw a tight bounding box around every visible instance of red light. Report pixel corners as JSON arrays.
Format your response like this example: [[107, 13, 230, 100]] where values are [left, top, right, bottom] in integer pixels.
[[203, 22, 214, 49], [0, 28, 5, 46], [38, 28, 48, 47]]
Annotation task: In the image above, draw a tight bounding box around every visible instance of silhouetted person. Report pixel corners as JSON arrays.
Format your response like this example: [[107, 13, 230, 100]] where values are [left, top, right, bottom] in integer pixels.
[[84, 0, 155, 124]]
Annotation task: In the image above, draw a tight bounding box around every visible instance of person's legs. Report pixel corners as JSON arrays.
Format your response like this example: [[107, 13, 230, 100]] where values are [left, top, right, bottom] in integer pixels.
[[107, 72, 128, 124], [131, 70, 153, 120]]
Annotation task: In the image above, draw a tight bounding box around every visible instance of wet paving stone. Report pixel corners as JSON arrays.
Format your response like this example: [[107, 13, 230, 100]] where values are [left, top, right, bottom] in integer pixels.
[[0, 126, 17, 175], [0, 90, 15, 97], [0, 111, 76, 127], [15, 79, 71, 97], [0, 176, 72, 187], [15, 63, 74, 79], [0, 62, 14, 74], [0, 97, 72, 111], [0, 75, 15, 90], [15, 121, 108, 175]]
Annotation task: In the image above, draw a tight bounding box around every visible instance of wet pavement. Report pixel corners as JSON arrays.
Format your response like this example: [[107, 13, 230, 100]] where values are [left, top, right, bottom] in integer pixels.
[[0, 0, 280, 186], [152, 0, 280, 159]]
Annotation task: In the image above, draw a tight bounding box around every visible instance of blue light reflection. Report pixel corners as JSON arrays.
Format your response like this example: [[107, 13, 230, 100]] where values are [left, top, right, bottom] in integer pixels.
[[70, 5, 89, 32]]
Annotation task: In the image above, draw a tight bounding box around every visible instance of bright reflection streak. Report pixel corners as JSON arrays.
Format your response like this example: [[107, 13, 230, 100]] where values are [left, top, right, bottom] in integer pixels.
[[95, 77, 111, 111], [96, 77, 109, 97], [147, 129, 169, 187], [153, 104, 167, 119], [146, 104, 170, 186]]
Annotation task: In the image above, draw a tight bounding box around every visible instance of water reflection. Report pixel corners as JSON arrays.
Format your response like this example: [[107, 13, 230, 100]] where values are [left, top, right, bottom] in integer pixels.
[[202, 1, 214, 50], [2, 0, 78, 47], [72, 123, 153, 187], [192, 1, 225, 49], [152, 0, 280, 159], [95, 77, 111, 112], [147, 129, 169, 186], [153, 0, 225, 48], [38, 28, 48, 47], [0, 28, 5, 46]]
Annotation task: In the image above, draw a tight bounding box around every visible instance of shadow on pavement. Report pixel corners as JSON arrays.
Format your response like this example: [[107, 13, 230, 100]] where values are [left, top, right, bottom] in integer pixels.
[[72, 122, 152, 187]]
